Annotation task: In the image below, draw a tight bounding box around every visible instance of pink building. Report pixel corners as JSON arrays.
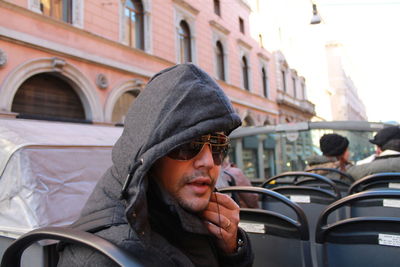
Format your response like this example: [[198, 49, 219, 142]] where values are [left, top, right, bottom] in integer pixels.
[[0, 0, 308, 126]]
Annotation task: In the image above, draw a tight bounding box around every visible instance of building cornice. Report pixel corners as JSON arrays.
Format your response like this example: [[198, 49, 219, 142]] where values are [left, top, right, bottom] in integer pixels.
[[209, 20, 230, 35], [237, 38, 252, 50], [0, 27, 162, 78], [172, 0, 199, 15]]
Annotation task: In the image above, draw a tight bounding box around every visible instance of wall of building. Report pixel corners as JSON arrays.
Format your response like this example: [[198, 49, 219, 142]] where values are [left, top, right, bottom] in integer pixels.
[[0, 0, 295, 126]]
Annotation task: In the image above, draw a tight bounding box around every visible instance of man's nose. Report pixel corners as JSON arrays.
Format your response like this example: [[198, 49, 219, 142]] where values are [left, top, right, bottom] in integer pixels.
[[193, 144, 215, 168]]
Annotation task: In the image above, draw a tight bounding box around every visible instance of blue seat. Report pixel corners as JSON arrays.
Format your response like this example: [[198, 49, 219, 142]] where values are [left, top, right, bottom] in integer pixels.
[[219, 186, 312, 267], [316, 190, 400, 267]]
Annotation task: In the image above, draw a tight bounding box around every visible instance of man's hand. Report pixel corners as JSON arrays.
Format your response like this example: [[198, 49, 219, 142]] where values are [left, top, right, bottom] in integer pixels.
[[201, 192, 240, 254]]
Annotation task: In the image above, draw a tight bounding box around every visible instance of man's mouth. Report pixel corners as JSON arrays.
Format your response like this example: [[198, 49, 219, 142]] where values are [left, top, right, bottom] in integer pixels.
[[186, 177, 212, 194]]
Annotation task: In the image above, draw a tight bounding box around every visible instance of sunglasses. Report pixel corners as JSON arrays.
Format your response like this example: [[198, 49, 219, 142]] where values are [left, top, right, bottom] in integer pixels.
[[167, 133, 230, 165]]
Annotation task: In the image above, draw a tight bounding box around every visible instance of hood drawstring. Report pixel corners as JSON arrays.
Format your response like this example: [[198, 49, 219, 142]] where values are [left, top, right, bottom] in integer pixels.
[[120, 158, 144, 200]]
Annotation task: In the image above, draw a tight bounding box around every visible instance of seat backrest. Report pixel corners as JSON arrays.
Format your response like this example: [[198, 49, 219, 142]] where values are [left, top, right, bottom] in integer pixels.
[[261, 172, 342, 266], [0, 227, 143, 267], [219, 186, 312, 267], [348, 175, 400, 217], [348, 172, 400, 194], [316, 190, 400, 267], [305, 167, 355, 184]]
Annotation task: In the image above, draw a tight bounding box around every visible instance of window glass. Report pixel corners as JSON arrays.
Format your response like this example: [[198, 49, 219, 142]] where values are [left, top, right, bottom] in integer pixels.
[[214, 0, 221, 16], [242, 56, 249, 90], [40, 0, 71, 23], [179, 20, 192, 63], [216, 41, 225, 81], [262, 67, 268, 98], [124, 0, 144, 49]]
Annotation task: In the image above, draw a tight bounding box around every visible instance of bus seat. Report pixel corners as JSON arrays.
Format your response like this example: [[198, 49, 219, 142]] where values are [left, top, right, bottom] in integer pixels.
[[219, 186, 312, 267], [316, 190, 400, 266], [0, 227, 143, 267], [261, 172, 342, 265]]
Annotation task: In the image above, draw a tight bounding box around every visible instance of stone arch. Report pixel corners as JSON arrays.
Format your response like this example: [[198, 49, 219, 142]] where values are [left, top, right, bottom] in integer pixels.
[[0, 57, 103, 121], [104, 78, 145, 122], [243, 114, 256, 126]]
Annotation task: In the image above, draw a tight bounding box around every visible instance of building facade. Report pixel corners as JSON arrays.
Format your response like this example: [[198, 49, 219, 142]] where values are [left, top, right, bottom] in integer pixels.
[[325, 42, 367, 121], [0, 0, 290, 126], [0, 0, 316, 180]]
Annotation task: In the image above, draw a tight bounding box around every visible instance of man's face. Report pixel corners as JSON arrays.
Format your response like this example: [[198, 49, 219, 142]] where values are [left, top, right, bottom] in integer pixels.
[[152, 144, 221, 213]]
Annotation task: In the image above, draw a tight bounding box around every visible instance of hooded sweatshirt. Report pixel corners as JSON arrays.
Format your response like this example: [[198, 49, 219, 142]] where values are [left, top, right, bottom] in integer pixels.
[[57, 64, 253, 267]]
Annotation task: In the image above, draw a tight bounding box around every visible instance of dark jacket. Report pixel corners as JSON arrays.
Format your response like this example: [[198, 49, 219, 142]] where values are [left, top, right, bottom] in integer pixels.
[[57, 64, 253, 266], [347, 153, 400, 180]]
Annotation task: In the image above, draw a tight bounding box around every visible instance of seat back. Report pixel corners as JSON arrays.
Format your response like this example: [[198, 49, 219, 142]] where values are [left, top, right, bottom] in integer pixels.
[[219, 186, 312, 267], [348, 172, 400, 194], [261, 172, 341, 266], [316, 190, 400, 267], [0, 227, 143, 267], [305, 167, 354, 197], [348, 173, 400, 217]]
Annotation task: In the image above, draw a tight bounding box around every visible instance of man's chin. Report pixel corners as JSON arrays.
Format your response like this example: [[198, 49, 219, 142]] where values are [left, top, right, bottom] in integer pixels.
[[179, 198, 209, 213]]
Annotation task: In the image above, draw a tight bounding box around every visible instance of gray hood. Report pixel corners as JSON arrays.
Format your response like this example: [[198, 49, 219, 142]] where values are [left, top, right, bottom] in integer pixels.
[[74, 64, 242, 239]]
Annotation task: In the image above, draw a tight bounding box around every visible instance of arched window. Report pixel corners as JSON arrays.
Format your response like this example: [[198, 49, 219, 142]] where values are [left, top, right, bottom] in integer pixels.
[[242, 56, 249, 90], [262, 67, 268, 98], [12, 73, 85, 121], [124, 0, 144, 50], [216, 41, 225, 81], [178, 20, 192, 63], [112, 90, 140, 124]]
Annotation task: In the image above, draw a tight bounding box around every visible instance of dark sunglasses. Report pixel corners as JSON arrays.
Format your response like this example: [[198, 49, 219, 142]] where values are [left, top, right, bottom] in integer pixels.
[[167, 133, 229, 165]]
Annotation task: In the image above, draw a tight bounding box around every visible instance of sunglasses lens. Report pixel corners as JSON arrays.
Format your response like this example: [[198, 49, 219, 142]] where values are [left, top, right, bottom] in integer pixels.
[[167, 134, 229, 165], [168, 142, 203, 161]]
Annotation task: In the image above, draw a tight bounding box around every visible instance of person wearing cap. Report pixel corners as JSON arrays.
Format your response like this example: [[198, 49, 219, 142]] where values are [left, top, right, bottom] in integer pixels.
[[347, 126, 400, 180], [305, 133, 352, 178], [57, 64, 254, 267]]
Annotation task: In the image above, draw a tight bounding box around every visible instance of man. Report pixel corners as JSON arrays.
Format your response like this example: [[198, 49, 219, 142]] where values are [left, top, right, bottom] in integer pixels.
[[305, 133, 352, 179], [216, 156, 259, 208], [347, 126, 400, 180], [57, 64, 253, 266]]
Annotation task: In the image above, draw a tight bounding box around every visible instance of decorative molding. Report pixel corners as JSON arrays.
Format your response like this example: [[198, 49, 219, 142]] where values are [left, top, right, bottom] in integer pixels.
[[28, 0, 41, 13], [257, 52, 269, 61], [237, 38, 252, 50], [0, 57, 103, 121], [72, 0, 84, 28], [172, 0, 199, 15], [0, 49, 7, 67], [209, 20, 230, 35], [96, 73, 109, 89], [51, 57, 66, 71], [1, 27, 156, 78], [104, 78, 145, 122]]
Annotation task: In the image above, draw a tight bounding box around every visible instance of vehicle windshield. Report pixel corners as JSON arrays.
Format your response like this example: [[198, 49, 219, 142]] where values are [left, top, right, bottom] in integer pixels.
[[229, 121, 385, 182]]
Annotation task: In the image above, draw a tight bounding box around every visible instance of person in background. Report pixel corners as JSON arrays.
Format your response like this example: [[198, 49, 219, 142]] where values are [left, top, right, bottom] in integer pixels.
[[57, 64, 253, 267], [306, 133, 352, 179], [216, 156, 259, 209], [347, 126, 400, 180]]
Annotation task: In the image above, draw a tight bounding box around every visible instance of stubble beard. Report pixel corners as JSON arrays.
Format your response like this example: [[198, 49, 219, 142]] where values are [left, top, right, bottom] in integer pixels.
[[175, 171, 216, 213]]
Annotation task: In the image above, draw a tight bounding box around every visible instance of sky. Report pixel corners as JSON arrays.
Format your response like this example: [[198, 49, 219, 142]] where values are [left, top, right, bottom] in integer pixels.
[[315, 0, 400, 123]]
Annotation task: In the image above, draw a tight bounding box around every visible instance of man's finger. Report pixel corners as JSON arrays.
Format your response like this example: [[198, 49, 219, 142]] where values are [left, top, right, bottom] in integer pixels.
[[210, 192, 239, 210]]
